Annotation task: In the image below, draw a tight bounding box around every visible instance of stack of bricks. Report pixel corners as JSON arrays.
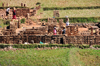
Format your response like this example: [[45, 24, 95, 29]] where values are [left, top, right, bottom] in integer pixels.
[[2, 29, 16, 36], [53, 10, 59, 17], [2, 3, 5, 7], [0, 36, 4, 43], [32, 9, 37, 16], [80, 31, 91, 36], [59, 19, 64, 28], [95, 36, 100, 44], [87, 36, 95, 44], [66, 26, 78, 36], [36, 5, 41, 10], [21, 3, 23, 7], [76, 36, 83, 44], [23, 26, 48, 35], [83, 36, 88, 44], [16, 8, 30, 17], [44, 35, 52, 43], [67, 36, 76, 44]]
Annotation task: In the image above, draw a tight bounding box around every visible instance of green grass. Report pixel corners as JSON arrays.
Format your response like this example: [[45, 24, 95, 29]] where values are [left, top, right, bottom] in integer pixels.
[[41, 9, 100, 18], [0, 0, 100, 7], [0, 48, 69, 66], [76, 49, 100, 66], [0, 19, 9, 28], [0, 48, 100, 66]]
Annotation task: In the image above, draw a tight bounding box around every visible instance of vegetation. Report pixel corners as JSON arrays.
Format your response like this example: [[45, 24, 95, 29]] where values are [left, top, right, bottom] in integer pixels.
[[40, 17, 100, 23], [0, 19, 10, 28], [0, 0, 100, 7], [41, 9, 100, 18], [43, 6, 100, 11], [20, 18, 25, 23], [0, 48, 100, 66], [0, 44, 90, 49], [0, 48, 69, 66]]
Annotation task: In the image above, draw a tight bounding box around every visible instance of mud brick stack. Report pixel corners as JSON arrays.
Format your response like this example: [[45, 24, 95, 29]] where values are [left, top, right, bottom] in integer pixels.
[[36, 5, 41, 10], [48, 18, 54, 23], [0, 36, 4, 43], [76, 36, 83, 44], [22, 35, 27, 43], [21, 3, 23, 7], [66, 26, 78, 36], [87, 36, 95, 44], [16, 8, 30, 17], [65, 36, 68, 44], [80, 31, 91, 36], [95, 36, 100, 44], [9, 36, 14, 44], [91, 27, 93, 35], [74, 26, 78, 35], [3, 36, 10, 44], [23, 26, 48, 35], [2, 3, 4, 7], [59, 19, 64, 28], [53, 10, 59, 17], [16, 9, 22, 17], [2, 29, 16, 36], [62, 36, 66, 44], [24, 4, 26, 7], [83, 36, 88, 44], [32, 9, 36, 16], [13, 35, 21, 44], [52, 35, 59, 43], [6, 3, 8, 7], [22, 8, 30, 17], [48, 25, 56, 34], [67, 36, 75, 44], [44, 35, 52, 43]]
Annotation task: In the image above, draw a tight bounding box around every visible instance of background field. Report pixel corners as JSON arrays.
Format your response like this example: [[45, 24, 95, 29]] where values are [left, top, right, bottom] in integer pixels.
[[40, 9, 100, 18], [0, 0, 100, 7], [0, 48, 100, 66]]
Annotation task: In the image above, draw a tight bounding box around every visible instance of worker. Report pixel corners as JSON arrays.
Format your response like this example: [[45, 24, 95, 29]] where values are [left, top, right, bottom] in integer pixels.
[[65, 16, 69, 26], [62, 27, 66, 34], [6, 7, 10, 16], [12, 7, 16, 19], [53, 27, 57, 35]]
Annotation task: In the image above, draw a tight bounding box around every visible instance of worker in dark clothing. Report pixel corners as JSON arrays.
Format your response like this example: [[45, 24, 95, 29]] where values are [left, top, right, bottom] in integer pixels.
[[62, 27, 66, 34]]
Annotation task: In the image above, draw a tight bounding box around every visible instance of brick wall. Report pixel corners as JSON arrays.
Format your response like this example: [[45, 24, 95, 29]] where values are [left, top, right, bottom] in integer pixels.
[[0, 35, 100, 44]]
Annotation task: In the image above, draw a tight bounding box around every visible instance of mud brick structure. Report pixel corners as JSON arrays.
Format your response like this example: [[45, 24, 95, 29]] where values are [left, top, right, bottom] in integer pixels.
[[36, 5, 41, 10], [53, 10, 59, 17], [24, 4, 26, 7], [16, 8, 30, 17], [2, 3, 4, 7], [22, 26, 48, 36], [6, 3, 8, 7], [0, 35, 100, 44], [21, 3, 23, 7], [66, 26, 78, 36], [59, 19, 64, 28]]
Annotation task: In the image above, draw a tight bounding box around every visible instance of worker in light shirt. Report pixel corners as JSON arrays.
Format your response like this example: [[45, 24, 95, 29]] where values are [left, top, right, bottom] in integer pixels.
[[65, 16, 69, 26], [6, 7, 10, 16]]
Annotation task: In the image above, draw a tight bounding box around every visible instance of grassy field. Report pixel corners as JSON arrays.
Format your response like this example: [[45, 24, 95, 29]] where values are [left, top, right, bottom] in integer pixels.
[[40, 9, 100, 18], [0, 48, 100, 66], [0, 0, 100, 7]]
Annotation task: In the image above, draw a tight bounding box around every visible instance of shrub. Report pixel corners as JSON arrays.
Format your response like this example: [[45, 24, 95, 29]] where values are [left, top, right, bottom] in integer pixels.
[[21, 18, 25, 23], [36, 2, 41, 5], [3, 20, 10, 25]]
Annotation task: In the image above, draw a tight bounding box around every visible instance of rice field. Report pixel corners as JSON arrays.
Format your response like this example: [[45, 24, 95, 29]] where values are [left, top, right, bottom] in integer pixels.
[[0, 0, 100, 7], [0, 48, 100, 66], [40, 9, 100, 18]]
